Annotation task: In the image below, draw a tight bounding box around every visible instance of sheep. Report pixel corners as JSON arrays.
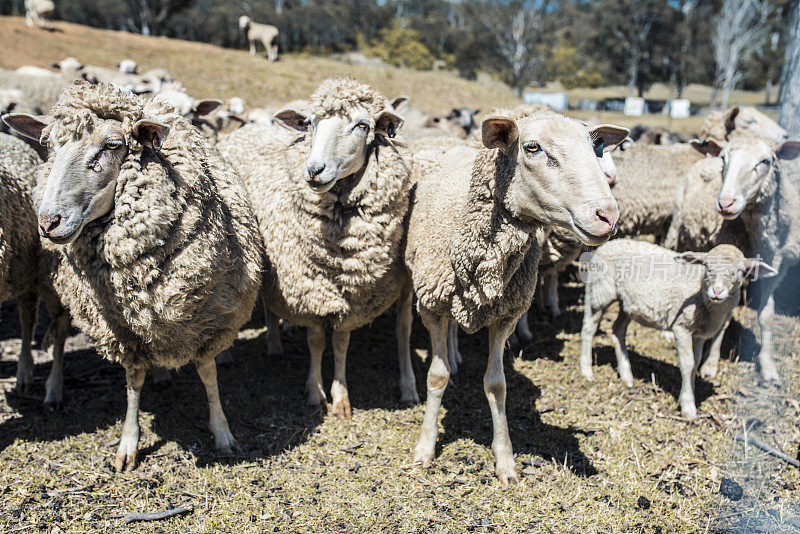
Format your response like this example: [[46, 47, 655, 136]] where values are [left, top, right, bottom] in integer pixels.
[[628, 125, 678, 145], [218, 77, 418, 417], [15, 66, 60, 78], [239, 16, 279, 62], [209, 97, 246, 132], [3, 82, 264, 471], [709, 133, 800, 382], [0, 132, 69, 405], [579, 239, 775, 417], [152, 85, 223, 142], [51, 57, 84, 76], [699, 106, 787, 147], [0, 68, 72, 114], [25, 0, 54, 30], [245, 108, 272, 126], [405, 107, 627, 484], [422, 108, 480, 139], [116, 59, 139, 74]]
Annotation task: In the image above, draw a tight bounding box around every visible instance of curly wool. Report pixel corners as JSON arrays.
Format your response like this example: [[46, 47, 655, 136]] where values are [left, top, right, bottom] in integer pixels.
[[219, 81, 411, 331], [308, 77, 391, 122], [38, 83, 264, 370]]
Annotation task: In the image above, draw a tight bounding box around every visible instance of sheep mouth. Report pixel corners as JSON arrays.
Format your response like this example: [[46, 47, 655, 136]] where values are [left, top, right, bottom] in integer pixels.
[[570, 220, 612, 246], [44, 222, 84, 245], [306, 178, 338, 194]]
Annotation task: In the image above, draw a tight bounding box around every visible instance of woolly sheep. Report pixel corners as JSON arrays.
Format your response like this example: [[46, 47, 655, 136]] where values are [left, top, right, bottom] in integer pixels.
[[152, 86, 223, 142], [405, 108, 627, 484], [579, 239, 775, 417], [710, 133, 800, 382], [0, 132, 69, 405], [116, 59, 139, 74], [628, 125, 679, 145], [239, 16, 279, 62], [4, 82, 264, 471], [25, 0, 54, 29], [0, 68, 72, 115], [218, 77, 418, 418]]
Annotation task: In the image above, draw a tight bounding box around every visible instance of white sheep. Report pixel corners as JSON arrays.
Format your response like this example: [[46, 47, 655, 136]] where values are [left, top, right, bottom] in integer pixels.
[[405, 107, 627, 484], [25, 0, 54, 30], [116, 59, 139, 74], [579, 239, 775, 417], [4, 82, 264, 471], [218, 77, 418, 417], [0, 132, 69, 405], [239, 16, 279, 62]]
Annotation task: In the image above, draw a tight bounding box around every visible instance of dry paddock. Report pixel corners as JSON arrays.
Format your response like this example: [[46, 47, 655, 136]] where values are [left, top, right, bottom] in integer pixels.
[[0, 278, 799, 533]]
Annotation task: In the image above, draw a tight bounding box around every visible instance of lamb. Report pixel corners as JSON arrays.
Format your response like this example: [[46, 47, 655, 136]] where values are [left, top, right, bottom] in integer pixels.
[[209, 97, 246, 132], [3, 82, 264, 471], [0, 132, 69, 405], [239, 16, 279, 62], [709, 133, 800, 382], [25, 0, 54, 29], [579, 239, 775, 417], [218, 77, 418, 417], [152, 85, 223, 141], [116, 59, 139, 74], [405, 107, 627, 484]]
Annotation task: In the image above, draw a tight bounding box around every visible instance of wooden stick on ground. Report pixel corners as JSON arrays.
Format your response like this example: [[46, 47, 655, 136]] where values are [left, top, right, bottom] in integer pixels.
[[736, 435, 800, 468], [123, 505, 193, 524]]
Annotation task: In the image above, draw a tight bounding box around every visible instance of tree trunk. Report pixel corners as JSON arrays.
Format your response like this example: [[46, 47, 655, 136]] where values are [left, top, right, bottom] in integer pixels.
[[779, 0, 800, 136]]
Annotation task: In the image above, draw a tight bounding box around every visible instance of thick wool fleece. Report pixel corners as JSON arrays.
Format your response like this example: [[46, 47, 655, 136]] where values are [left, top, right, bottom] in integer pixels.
[[406, 145, 542, 333], [37, 83, 263, 370], [218, 79, 412, 331]]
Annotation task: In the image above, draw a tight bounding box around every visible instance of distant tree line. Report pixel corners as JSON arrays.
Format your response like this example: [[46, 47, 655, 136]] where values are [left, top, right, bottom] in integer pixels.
[[0, 0, 794, 102]]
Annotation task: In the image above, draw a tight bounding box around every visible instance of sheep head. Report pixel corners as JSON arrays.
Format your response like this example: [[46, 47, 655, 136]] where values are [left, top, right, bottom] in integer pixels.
[[481, 111, 627, 246]]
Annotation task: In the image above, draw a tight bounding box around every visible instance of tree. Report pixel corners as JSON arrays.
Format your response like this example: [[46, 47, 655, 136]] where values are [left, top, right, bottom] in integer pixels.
[[123, 0, 196, 36], [779, 0, 800, 135], [711, 0, 772, 109]]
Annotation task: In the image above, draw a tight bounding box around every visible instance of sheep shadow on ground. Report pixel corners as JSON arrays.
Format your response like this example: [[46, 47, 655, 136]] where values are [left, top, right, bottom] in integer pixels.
[[435, 327, 597, 478]]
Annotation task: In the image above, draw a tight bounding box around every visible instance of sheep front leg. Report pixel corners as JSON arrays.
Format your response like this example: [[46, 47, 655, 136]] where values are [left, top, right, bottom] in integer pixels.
[[700, 314, 731, 380], [263, 300, 283, 355], [485, 319, 518, 485], [579, 305, 604, 381], [44, 311, 69, 406], [15, 292, 37, 393], [115, 367, 146, 472], [196, 357, 241, 454], [515, 311, 533, 344], [413, 312, 449, 467], [396, 287, 419, 404], [446, 320, 460, 375], [611, 310, 633, 387], [544, 273, 561, 319], [673, 328, 698, 418], [305, 324, 327, 408], [756, 290, 780, 382], [330, 329, 351, 419], [249, 41, 256, 55]]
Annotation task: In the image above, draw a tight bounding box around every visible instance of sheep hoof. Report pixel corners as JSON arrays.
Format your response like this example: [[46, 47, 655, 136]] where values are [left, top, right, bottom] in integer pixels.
[[758, 360, 780, 383], [216, 435, 243, 456], [412, 448, 434, 468], [306, 388, 327, 409], [114, 443, 139, 472], [680, 404, 697, 419], [15, 372, 33, 394], [331, 397, 352, 420], [699, 364, 718, 380], [400, 388, 420, 405], [496, 465, 520, 486], [43, 391, 62, 409], [580, 369, 594, 382]]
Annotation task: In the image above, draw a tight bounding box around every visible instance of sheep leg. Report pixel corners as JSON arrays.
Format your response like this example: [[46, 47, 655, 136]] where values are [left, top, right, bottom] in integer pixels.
[[756, 288, 780, 382], [579, 304, 604, 381], [249, 41, 256, 55], [15, 292, 37, 393], [115, 367, 146, 472], [196, 357, 241, 454], [305, 324, 327, 408], [396, 287, 419, 404], [412, 312, 450, 468], [545, 273, 561, 319], [700, 314, 731, 380], [330, 329, 351, 419], [611, 311, 633, 387], [674, 328, 698, 418], [446, 320, 460, 376], [263, 300, 283, 355], [485, 318, 518, 485], [44, 311, 69, 406], [515, 311, 533, 344]]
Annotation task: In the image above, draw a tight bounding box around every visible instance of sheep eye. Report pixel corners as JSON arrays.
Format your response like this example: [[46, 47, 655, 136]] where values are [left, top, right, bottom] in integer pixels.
[[104, 140, 123, 150], [758, 158, 770, 167], [355, 121, 369, 132], [524, 142, 541, 154]]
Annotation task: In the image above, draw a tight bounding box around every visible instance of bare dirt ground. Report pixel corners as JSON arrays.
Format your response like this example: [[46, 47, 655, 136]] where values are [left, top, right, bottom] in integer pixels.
[[1, 276, 798, 533]]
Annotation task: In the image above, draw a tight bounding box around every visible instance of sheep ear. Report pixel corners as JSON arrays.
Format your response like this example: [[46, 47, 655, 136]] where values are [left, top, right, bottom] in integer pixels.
[[193, 99, 223, 117], [2, 113, 51, 143], [742, 259, 778, 280], [725, 107, 740, 133], [590, 124, 630, 152], [775, 140, 800, 161], [675, 252, 707, 266], [376, 109, 404, 138], [482, 116, 518, 150], [132, 119, 169, 150], [448, 108, 461, 119], [690, 138, 723, 157], [273, 108, 310, 132], [473, 109, 480, 115], [390, 95, 409, 112]]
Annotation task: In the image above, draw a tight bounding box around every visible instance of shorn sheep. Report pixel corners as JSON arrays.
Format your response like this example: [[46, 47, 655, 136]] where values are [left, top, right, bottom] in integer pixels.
[[4, 82, 264, 471], [239, 16, 279, 62], [579, 240, 775, 417], [405, 107, 627, 484], [0, 132, 69, 405], [218, 77, 418, 418], [712, 133, 800, 382], [25, 0, 54, 29]]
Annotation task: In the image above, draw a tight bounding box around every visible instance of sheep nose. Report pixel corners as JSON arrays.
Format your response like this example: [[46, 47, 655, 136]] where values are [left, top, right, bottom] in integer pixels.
[[38, 214, 62, 237], [306, 162, 326, 179], [605, 172, 617, 187], [717, 196, 735, 213], [595, 208, 619, 235], [712, 286, 724, 298]]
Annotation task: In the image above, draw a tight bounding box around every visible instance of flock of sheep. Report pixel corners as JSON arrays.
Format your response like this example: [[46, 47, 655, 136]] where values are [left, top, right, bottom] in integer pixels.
[[0, 54, 798, 486]]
